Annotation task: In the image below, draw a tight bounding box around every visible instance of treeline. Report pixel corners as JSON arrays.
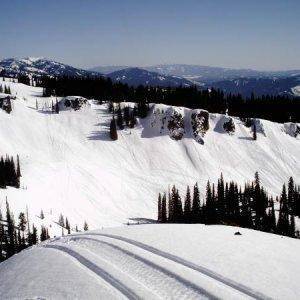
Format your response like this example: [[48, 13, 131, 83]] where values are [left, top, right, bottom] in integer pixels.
[[0, 201, 49, 262], [0, 155, 21, 189], [0, 84, 11, 94], [157, 173, 300, 238], [35, 76, 300, 123], [109, 101, 149, 140], [0, 205, 90, 262], [57, 213, 89, 235]]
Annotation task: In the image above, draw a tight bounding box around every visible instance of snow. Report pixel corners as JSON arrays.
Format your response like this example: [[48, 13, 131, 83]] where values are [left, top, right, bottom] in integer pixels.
[[1, 224, 299, 299], [292, 85, 300, 96], [0, 79, 299, 235]]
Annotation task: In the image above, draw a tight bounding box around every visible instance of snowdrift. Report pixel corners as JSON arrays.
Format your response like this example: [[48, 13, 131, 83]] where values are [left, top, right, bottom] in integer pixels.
[[0, 224, 299, 299]]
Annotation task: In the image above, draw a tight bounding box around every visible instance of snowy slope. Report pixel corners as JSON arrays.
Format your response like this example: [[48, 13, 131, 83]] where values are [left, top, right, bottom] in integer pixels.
[[1, 224, 300, 299], [0, 79, 299, 233]]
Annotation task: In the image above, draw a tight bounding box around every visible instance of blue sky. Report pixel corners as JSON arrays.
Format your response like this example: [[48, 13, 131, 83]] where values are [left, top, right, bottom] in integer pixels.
[[1, 0, 300, 70]]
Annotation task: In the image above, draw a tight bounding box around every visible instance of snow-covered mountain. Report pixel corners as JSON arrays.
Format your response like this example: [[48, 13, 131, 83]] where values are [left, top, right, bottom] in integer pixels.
[[0, 57, 101, 78], [0, 79, 299, 299], [147, 64, 300, 82], [106, 67, 192, 87], [90, 65, 130, 74], [207, 76, 300, 97], [90, 64, 300, 96], [0, 79, 299, 233], [1, 224, 300, 299]]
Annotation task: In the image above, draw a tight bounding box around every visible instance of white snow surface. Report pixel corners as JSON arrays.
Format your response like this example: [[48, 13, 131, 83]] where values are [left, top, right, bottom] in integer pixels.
[[0, 79, 299, 234], [0, 224, 300, 299]]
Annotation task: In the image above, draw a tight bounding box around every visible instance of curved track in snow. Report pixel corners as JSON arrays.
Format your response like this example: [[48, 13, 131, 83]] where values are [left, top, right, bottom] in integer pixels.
[[44, 244, 139, 300], [68, 236, 218, 300], [71, 233, 271, 300]]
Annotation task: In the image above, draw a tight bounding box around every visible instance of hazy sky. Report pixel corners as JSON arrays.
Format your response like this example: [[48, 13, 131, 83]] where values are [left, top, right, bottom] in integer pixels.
[[1, 0, 300, 70]]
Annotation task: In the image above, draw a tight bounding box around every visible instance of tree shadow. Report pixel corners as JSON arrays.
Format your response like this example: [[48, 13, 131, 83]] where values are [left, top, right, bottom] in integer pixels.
[[87, 130, 112, 141], [238, 136, 253, 141], [127, 217, 158, 225]]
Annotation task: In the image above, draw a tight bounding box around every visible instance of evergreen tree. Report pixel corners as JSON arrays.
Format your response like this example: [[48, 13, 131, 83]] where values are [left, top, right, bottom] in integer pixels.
[[84, 221, 89, 231], [116, 108, 124, 129], [157, 193, 162, 222], [183, 186, 191, 222], [55, 99, 60, 114], [161, 193, 167, 223], [277, 184, 290, 236], [18, 212, 27, 232], [5, 200, 15, 258], [58, 214, 65, 227], [192, 183, 201, 222], [288, 177, 295, 214], [40, 226, 48, 241], [65, 218, 71, 234], [253, 121, 257, 140], [110, 117, 118, 140]]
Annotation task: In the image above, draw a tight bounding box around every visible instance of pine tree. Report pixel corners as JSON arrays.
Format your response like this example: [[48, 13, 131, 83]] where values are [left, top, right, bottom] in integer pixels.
[[58, 214, 65, 227], [116, 109, 124, 129], [5, 200, 16, 258], [110, 117, 118, 140], [40, 210, 45, 219], [161, 193, 167, 223], [55, 99, 59, 114], [253, 121, 257, 140], [157, 193, 162, 222], [65, 218, 71, 234], [287, 177, 295, 214], [40, 226, 48, 241], [84, 221, 89, 231], [183, 186, 191, 222], [192, 183, 201, 223], [18, 212, 27, 232], [16, 154, 21, 179], [289, 215, 295, 237], [277, 184, 290, 236]]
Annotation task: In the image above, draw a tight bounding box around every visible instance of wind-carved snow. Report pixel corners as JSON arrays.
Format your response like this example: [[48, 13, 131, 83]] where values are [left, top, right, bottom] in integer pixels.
[[0, 79, 299, 234]]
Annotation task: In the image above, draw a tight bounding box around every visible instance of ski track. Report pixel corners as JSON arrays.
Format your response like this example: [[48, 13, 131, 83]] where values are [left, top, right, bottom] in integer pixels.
[[44, 244, 139, 300], [67, 236, 217, 300], [70, 233, 272, 300]]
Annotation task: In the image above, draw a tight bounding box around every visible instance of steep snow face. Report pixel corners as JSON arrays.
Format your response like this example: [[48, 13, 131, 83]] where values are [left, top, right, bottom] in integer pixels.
[[0, 80, 299, 232], [1, 224, 300, 299], [0, 57, 101, 77]]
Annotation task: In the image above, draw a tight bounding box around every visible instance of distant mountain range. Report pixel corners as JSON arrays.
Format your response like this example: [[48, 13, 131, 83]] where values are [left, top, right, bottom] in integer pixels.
[[92, 64, 300, 97], [1, 58, 300, 96], [106, 67, 191, 87], [0, 57, 101, 78]]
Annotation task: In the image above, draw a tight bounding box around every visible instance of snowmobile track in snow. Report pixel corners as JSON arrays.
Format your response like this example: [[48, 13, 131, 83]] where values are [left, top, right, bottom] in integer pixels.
[[44, 244, 139, 300], [74, 233, 272, 300], [69, 236, 218, 300]]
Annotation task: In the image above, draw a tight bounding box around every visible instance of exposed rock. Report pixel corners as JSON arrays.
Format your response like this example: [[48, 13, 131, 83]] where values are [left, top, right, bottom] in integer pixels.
[[191, 110, 209, 144], [62, 96, 88, 111], [167, 111, 185, 140], [284, 122, 300, 138], [223, 117, 235, 134]]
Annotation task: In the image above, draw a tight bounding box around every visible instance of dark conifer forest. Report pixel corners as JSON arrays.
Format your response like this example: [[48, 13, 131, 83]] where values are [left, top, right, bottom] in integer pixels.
[[34, 75, 300, 123], [157, 173, 300, 238], [0, 155, 21, 189]]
